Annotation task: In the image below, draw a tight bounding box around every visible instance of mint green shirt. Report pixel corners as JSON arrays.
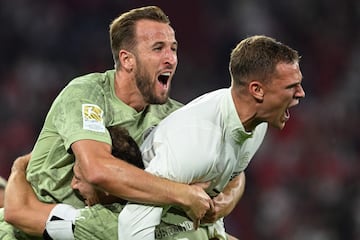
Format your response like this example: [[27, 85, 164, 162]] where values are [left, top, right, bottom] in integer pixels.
[[26, 70, 182, 208]]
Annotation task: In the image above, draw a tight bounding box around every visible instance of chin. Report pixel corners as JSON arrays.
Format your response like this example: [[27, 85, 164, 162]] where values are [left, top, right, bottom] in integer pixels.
[[156, 96, 169, 104], [278, 122, 286, 130], [270, 121, 286, 130]]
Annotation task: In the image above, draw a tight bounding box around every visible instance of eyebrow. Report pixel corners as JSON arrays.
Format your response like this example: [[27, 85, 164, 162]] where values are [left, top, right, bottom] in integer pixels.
[[285, 78, 303, 89], [152, 41, 178, 47], [286, 82, 299, 89]]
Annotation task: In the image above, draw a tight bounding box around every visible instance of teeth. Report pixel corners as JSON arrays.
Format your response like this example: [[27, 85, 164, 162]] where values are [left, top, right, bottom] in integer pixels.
[[160, 72, 171, 76]]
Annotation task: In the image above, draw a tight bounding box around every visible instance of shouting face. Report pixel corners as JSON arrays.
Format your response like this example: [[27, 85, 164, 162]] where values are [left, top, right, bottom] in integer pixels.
[[261, 62, 305, 129], [132, 19, 178, 104]]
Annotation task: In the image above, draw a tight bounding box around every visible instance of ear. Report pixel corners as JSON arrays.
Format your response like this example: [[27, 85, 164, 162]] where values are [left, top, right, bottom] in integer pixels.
[[119, 50, 134, 72], [249, 81, 264, 102]]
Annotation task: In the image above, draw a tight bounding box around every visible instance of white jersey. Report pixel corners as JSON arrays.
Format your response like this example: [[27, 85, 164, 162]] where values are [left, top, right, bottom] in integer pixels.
[[119, 88, 268, 240]]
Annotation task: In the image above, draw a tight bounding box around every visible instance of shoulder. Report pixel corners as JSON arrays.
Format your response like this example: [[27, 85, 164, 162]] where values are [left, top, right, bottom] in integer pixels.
[[59, 70, 114, 99], [148, 98, 184, 117], [163, 98, 184, 111], [69, 70, 113, 87]]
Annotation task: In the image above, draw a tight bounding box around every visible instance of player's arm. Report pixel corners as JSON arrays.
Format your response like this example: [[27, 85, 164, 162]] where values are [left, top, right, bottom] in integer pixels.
[[71, 139, 211, 222], [4, 153, 55, 236], [202, 172, 246, 223], [5, 154, 80, 240]]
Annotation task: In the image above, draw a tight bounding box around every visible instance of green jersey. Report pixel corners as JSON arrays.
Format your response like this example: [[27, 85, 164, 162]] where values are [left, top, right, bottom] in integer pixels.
[[0, 206, 217, 240], [74, 204, 219, 240], [26, 70, 182, 208]]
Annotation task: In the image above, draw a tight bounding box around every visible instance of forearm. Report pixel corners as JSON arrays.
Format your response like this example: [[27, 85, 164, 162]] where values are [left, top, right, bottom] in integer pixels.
[[220, 172, 246, 214], [94, 157, 192, 206], [73, 140, 196, 206], [92, 157, 213, 227], [72, 139, 211, 223], [4, 154, 54, 236], [203, 172, 246, 223]]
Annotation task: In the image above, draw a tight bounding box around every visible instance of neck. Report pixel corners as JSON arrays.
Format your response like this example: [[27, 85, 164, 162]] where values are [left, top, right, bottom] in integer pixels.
[[231, 87, 261, 132], [114, 70, 148, 112]]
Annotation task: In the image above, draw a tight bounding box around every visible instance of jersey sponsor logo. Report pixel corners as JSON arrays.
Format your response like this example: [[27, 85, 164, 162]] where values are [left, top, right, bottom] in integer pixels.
[[155, 220, 193, 239], [82, 104, 105, 133]]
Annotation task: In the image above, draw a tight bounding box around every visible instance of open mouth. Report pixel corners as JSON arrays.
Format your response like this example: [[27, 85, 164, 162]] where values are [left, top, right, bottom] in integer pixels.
[[285, 109, 290, 118], [283, 109, 290, 122], [158, 72, 170, 88]]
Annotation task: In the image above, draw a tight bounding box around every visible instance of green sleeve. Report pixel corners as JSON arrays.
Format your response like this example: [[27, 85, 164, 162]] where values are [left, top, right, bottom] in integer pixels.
[[74, 204, 122, 240]]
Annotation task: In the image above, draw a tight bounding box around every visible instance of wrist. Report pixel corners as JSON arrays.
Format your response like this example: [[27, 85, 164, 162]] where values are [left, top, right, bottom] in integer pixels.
[[167, 182, 191, 208]]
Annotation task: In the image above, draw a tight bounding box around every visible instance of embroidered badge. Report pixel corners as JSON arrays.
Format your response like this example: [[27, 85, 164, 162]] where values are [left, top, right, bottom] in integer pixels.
[[82, 104, 105, 132]]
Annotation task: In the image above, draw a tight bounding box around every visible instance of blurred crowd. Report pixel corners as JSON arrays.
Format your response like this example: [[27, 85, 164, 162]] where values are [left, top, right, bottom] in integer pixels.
[[0, 0, 359, 239]]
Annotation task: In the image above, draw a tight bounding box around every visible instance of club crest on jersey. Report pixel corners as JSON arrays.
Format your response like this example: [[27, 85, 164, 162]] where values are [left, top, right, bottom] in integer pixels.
[[82, 104, 105, 132]]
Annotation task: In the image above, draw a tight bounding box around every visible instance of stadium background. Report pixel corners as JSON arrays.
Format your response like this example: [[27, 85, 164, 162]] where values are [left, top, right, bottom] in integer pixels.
[[0, 0, 359, 239]]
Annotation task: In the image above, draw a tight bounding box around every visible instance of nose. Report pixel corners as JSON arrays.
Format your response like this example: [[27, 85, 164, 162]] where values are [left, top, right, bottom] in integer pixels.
[[164, 49, 177, 66], [71, 177, 78, 189], [295, 84, 305, 99]]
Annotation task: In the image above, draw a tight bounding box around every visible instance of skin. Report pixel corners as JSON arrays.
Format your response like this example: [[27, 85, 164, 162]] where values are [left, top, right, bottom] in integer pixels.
[[133, 20, 178, 105], [114, 19, 177, 110], [232, 62, 305, 132], [0, 188, 4, 208], [7, 30, 306, 240], [4, 154, 121, 237], [255, 62, 304, 130], [5, 18, 244, 235], [4, 154, 54, 236], [70, 19, 213, 225], [71, 161, 99, 206], [4, 33, 303, 239], [71, 160, 124, 206], [202, 173, 245, 224], [5, 155, 240, 239]]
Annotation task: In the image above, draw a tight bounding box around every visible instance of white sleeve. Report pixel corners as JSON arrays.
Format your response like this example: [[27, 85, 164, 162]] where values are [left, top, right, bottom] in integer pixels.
[[44, 204, 79, 240], [118, 203, 162, 240]]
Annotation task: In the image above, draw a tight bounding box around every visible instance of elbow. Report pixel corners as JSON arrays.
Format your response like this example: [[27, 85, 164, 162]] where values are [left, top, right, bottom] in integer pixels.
[[81, 162, 109, 187], [85, 171, 106, 187], [81, 159, 130, 196]]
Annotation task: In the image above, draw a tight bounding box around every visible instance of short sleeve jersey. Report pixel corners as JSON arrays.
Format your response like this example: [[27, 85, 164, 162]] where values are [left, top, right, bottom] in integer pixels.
[[118, 88, 268, 240], [143, 88, 268, 195], [26, 70, 182, 208]]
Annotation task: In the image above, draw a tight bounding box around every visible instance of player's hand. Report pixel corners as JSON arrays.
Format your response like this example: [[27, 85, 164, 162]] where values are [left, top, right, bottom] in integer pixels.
[[202, 173, 246, 224], [11, 153, 31, 173], [182, 182, 213, 229], [201, 192, 228, 223]]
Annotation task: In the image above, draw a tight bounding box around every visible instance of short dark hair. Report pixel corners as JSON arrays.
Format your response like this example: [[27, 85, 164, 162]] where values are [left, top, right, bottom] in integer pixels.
[[229, 35, 300, 86], [109, 6, 170, 69], [108, 125, 144, 169]]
